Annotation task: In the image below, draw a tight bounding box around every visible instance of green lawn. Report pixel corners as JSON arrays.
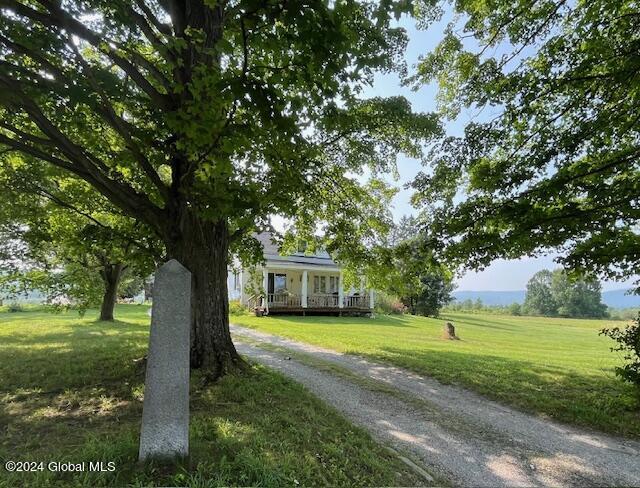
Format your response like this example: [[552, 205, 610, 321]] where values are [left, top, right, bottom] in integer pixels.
[[0, 305, 422, 487], [231, 311, 640, 437]]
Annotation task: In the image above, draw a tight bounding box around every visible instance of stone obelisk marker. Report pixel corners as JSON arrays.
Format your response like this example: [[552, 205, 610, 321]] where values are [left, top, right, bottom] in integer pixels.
[[139, 259, 191, 462]]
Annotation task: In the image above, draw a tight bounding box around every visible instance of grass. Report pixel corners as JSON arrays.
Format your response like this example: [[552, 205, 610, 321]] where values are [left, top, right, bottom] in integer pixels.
[[231, 311, 640, 438], [0, 305, 423, 487]]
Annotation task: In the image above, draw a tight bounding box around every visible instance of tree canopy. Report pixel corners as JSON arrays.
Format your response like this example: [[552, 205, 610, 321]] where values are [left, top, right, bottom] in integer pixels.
[[0, 160, 159, 319], [411, 0, 639, 290], [0, 0, 440, 376], [524, 268, 608, 318], [381, 215, 454, 317]]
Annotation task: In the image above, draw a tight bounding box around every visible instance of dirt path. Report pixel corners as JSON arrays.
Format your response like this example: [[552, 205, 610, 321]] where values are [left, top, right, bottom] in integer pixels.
[[231, 324, 640, 487]]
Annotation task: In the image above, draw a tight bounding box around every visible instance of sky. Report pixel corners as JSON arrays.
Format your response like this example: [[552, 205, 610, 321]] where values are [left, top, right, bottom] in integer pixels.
[[357, 17, 637, 292]]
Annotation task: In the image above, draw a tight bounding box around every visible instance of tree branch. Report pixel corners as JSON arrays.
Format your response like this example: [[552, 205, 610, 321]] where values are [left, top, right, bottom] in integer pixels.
[[2, 0, 174, 109], [66, 39, 170, 201]]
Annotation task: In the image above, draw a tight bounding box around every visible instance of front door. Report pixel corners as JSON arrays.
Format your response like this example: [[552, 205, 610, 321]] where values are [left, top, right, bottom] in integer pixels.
[[267, 273, 286, 294]]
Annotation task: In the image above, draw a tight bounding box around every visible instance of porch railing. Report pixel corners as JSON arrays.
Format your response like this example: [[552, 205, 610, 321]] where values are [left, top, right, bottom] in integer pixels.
[[307, 294, 339, 308], [267, 293, 302, 308], [343, 295, 370, 309], [264, 293, 371, 309]]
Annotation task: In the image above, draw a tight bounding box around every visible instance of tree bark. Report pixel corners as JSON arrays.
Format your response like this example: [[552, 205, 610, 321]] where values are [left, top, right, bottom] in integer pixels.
[[99, 263, 124, 321], [165, 212, 244, 380]]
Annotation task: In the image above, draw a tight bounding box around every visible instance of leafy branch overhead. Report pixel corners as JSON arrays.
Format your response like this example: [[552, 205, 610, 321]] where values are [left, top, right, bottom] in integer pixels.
[[0, 0, 437, 243], [411, 0, 639, 290], [0, 0, 440, 375]]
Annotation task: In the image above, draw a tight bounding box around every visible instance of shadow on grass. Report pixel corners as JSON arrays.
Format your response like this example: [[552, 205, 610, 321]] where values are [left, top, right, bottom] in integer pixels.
[[1, 312, 419, 487], [368, 346, 640, 438], [265, 314, 418, 328], [439, 314, 516, 331]]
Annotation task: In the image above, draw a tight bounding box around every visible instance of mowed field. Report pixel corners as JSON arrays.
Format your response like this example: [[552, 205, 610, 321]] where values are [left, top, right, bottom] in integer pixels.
[[0, 306, 421, 487], [231, 311, 640, 438]]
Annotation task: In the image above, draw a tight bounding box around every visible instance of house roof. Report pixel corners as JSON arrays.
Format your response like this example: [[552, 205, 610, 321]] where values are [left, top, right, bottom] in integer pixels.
[[256, 232, 339, 268]]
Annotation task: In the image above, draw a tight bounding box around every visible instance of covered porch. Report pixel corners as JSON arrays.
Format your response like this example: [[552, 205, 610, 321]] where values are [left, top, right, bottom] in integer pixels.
[[250, 265, 374, 316]]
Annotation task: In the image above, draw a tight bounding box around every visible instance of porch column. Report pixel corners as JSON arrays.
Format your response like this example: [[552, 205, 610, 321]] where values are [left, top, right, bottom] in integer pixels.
[[301, 270, 308, 308], [338, 271, 344, 308], [262, 267, 269, 313], [369, 288, 375, 309]]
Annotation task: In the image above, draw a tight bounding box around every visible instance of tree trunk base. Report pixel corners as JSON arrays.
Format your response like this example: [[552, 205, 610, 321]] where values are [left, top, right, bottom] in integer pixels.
[[168, 216, 243, 381], [197, 351, 249, 383]]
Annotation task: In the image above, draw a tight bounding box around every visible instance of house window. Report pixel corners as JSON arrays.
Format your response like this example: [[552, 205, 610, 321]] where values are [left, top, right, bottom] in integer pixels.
[[329, 276, 338, 293], [268, 273, 287, 294], [274, 274, 287, 293], [313, 275, 327, 293]]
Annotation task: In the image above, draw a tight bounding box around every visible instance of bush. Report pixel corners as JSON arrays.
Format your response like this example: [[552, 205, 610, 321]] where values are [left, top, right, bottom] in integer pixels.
[[509, 303, 522, 316], [7, 302, 23, 313], [609, 308, 640, 321], [375, 293, 406, 315], [229, 300, 249, 316], [600, 314, 640, 390]]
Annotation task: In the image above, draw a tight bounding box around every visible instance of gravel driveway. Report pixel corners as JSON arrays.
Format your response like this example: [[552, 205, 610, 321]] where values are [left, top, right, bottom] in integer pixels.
[[231, 324, 640, 487]]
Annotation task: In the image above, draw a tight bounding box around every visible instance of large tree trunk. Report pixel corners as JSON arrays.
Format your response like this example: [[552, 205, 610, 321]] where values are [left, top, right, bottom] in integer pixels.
[[165, 213, 244, 380], [99, 263, 124, 321]]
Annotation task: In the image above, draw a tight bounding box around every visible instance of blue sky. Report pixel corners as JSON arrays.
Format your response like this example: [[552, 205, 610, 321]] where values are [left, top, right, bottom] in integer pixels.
[[361, 17, 637, 292]]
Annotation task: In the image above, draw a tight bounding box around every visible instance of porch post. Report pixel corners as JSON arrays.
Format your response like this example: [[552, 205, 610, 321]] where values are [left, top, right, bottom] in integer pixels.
[[369, 288, 375, 310], [338, 271, 344, 309], [302, 270, 308, 308], [262, 267, 269, 313]]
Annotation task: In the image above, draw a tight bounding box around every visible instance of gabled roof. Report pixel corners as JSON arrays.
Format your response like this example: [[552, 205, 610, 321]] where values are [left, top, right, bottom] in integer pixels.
[[256, 232, 338, 268]]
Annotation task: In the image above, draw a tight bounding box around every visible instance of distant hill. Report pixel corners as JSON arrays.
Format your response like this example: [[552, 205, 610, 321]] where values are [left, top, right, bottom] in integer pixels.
[[452, 290, 526, 306], [452, 289, 640, 309]]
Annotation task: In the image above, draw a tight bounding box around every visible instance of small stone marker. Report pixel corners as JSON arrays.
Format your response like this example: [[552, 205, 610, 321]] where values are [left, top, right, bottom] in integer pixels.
[[139, 259, 191, 462], [443, 321, 460, 340]]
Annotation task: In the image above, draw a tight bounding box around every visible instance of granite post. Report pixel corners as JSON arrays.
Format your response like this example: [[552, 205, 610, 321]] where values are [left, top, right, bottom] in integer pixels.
[[139, 259, 191, 462]]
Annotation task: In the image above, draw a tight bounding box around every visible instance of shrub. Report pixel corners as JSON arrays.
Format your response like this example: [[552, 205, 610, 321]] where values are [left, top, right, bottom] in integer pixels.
[[375, 293, 406, 315], [609, 308, 640, 321], [7, 302, 23, 313], [229, 300, 249, 316], [600, 314, 640, 390], [509, 303, 522, 316]]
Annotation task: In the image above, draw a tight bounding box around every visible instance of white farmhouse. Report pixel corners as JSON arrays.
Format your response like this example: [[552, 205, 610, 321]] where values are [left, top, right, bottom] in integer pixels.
[[228, 232, 374, 316]]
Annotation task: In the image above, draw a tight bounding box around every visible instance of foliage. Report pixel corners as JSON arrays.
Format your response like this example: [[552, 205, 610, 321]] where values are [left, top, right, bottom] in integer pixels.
[[411, 0, 640, 291], [444, 298, 516, 315], [407, 272, 455, 317], [381, 216, 454, 317], [508, 303, 522, 316], [0, 0, 441, 371], [601, 315, 640, 390], [6, 302, 22, 313], [0, 0, 440, 273], [374, 292, 406, 315], [524, 269, 608, 318], [229, 299, 250, 316], [523, 270, 558, 317], [118, 274, 146, 300], [551, 270, 608, 318], [609, 308, 640, 321], [243, 266, 265, 301], [233, 311, 640, 437], [0, 171, 157, 315]]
